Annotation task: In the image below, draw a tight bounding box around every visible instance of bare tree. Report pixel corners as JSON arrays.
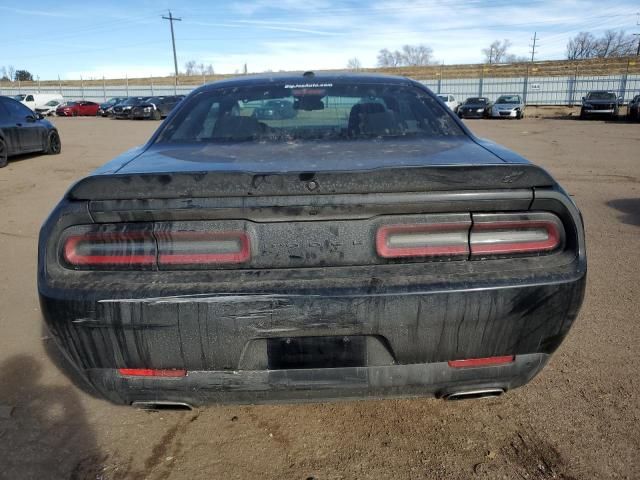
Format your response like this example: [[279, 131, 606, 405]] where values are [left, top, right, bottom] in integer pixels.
[[401, 44, 433, 66], [567, 30, 635, 59], [7, 65, 15, 82], [184, 60, 197, 75], [377, 49, 401, 67], [595, 30, 635, 57], [204, 64, 215, 75], [0, 66, 8, 81], [377, 45, 434, 67], [482, 40, 513, 64], [346, 57, 362, 71]]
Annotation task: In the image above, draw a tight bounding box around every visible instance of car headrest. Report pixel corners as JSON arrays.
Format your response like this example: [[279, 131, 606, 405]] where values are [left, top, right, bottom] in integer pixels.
[[212, 115, 263, 140], [348, 102, 402, 137]]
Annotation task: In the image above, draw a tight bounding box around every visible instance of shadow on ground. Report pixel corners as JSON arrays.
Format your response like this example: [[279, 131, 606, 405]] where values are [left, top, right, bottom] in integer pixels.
[[607, 198, 640, 227], [0, 353, 105, 479]]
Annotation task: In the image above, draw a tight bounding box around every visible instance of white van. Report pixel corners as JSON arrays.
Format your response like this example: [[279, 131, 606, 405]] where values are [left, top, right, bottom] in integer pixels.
[[12, 93, 64, 112]]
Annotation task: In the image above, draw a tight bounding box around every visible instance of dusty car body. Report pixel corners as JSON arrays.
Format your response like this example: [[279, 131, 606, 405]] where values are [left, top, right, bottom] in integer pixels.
[[490, 95, 525, 119], [130, 95, 185, 120], [38, 73, 586, 408], [626, 94, 640, 122]]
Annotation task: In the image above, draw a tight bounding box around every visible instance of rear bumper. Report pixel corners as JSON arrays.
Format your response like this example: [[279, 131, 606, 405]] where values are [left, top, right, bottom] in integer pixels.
[[86, 353, 549, 406], [41, 273, 585, 405]]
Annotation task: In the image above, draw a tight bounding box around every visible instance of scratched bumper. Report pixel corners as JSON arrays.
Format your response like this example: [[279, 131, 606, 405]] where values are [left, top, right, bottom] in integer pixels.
[[40, 275, 584, 405], [85, 353, 549, 406]]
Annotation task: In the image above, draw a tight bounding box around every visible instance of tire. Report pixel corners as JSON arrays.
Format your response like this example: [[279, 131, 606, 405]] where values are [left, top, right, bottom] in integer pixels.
[[0, 137, 8, 168], [579, 108, 586, 120], [72, 110, 78, 117], [516, 110, 522, 120], [152, 109, 161, 120], [45, 130, 62, 155]]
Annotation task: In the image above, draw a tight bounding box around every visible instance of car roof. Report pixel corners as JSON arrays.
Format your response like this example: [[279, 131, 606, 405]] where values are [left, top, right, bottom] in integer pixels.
[[198, 72, 416, 91]]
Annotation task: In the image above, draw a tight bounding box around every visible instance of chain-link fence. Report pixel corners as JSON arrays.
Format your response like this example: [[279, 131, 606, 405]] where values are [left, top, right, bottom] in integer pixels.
[[1, 73, 639, 106]]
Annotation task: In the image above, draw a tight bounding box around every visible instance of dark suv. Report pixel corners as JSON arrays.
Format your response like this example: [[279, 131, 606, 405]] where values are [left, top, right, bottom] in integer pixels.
[[131, 96, 185, 120], [627, 95, 640, 122], [580, 91, 622, 119]]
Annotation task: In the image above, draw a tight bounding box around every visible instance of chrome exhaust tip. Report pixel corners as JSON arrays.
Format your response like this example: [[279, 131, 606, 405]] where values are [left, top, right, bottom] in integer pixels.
[[444, 388, 505, 401], [132, 401, 193, 411]]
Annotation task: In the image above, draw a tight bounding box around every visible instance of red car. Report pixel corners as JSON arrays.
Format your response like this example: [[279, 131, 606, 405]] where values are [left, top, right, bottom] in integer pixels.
[[56, 101, 100, 117]]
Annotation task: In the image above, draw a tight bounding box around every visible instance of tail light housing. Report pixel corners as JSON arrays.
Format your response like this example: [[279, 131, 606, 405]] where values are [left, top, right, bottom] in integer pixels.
[[62, 228, 156, 268], [376, 215, 471, 259], [470, 212, 564, 258], [156, 230, 250, 267]]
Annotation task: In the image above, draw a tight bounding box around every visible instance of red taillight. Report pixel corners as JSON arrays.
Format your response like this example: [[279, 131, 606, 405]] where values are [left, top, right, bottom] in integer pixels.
[[470, 213, 563, 257], [63, 231, 156, 267], [448, 355, 515, 368], [376, 222, 470, 258], [156, 231, 250, 266], [118, 368, 187, 377]]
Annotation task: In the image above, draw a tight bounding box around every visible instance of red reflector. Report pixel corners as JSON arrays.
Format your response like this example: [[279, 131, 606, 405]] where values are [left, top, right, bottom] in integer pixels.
[[157, 231, 250, 265], [63, 231, 156, 266], [448, 355, 515, 368], [376, 223, 470, 258], [118, 368, 187, 377]]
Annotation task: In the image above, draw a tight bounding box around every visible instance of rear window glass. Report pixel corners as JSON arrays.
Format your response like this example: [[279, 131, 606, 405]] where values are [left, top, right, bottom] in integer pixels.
[[157, 82, 463, 144]]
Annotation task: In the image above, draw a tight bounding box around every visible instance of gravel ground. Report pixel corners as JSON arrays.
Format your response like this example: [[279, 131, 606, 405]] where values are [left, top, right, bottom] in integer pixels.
[[0, 116, 638, 480]]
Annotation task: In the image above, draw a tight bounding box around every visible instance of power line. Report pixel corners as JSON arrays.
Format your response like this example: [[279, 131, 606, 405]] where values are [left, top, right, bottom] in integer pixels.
[[162, 10, 182, 77]]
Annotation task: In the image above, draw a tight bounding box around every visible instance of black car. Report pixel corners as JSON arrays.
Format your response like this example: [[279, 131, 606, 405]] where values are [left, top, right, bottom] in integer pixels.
[[38, 73, 586, 408], [97, 97, 127, 117], [253, 99, 297, 120], [627, 94, 640, 122], [0, 96, 61, 168], [580, 91, 622, 119], [130, 95, 185, 120], [112, 97, 149, 119], [458, 97, 491, 119]]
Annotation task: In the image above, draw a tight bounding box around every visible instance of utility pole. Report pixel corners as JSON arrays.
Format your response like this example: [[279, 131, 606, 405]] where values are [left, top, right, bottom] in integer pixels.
[[162, 10, 182, 77], [635, 13, 639, 56], [529, 32, 538, 62]]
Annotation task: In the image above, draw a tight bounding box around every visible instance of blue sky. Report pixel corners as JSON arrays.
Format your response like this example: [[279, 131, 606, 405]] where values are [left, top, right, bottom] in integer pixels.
[[1, 0, 638, 80]]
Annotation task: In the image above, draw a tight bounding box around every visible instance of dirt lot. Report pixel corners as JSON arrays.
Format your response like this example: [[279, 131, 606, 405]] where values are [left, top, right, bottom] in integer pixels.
[[0, 116, 638, 480]]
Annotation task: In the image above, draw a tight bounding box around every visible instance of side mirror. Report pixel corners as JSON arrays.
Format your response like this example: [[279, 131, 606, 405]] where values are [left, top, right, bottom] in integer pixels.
[[581, 97, 585, 101], [36, 112, 45, 120], [25, 114, 37, 122]]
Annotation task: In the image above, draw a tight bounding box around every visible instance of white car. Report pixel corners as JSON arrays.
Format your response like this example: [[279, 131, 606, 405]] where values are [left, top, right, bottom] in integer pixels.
[[437, 94, 460, 112], [12, 93, 64, 112], [490, 95, 525, 119], [35, 99, 63, 116]]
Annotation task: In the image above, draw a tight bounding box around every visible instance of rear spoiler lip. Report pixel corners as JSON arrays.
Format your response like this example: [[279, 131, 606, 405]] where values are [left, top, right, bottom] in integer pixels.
[[67, 164, 557, 201]]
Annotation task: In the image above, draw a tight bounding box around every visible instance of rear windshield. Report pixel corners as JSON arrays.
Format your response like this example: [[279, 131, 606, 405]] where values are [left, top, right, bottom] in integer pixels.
[[465, 97, 487, 104], [586, 92, 616, 100], [496, 95, 520, 104], [157, 82, 463, 144]]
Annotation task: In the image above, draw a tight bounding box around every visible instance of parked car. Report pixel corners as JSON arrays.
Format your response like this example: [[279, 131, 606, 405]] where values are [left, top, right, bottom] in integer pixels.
[[35, 99, 63, 116], [490, 95, 525, 119], [0, 96, 61, 167], [97, 97, 127, 117], [626, 94, 640, 122], [13, 93, 64, 112], [56, 100, 100, 117], [458, 97, 491, 119], [38, 73, 586, 408], [130, 95, 185, 120], [252, 99, 297, 120], [580, 91, 622, 120], [112, 97, 149, 119], [437, 94, 460, 112]]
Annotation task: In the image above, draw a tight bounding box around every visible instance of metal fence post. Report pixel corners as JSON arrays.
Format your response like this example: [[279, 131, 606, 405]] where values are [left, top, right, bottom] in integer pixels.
[[58, 75, 62, 96], [102, 76, 106, 101], [523, 65, 529, 105], [80, 76, 85, 100], [126, 75, 129, 96], [479, 67, 484, 97], [619, 59, 630, 103], [151, 74, 154, 96]]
